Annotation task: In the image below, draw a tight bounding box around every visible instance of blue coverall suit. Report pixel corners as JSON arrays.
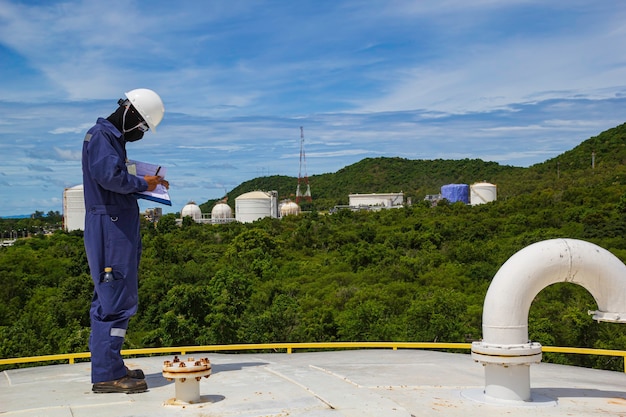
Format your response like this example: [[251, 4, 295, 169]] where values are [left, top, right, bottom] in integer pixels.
[[82, 117, 149, 383]]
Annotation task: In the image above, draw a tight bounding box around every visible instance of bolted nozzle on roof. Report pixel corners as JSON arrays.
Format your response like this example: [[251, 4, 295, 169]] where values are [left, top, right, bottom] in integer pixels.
[[162, 355, 212, 404]]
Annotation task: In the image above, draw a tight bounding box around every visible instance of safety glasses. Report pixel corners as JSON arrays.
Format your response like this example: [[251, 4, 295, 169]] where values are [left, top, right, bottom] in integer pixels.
[[135, 121, 150, 132], [122, 104, 150, 132]]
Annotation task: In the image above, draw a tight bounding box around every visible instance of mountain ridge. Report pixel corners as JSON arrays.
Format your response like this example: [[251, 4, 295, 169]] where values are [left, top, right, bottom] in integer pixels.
[[200, 123, 626, 213]]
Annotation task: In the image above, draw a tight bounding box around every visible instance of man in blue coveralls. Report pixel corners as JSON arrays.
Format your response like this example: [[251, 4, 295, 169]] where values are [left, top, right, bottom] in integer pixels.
[[82, 88, 167, 394]]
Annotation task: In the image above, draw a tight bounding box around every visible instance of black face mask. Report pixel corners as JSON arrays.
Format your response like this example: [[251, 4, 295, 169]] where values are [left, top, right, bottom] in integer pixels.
[[124, 129, 145, 143], [106, 103, 146, 143]]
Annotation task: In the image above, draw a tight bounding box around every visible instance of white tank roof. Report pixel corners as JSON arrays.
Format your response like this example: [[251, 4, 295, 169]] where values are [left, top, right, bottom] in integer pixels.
[[2, 349, 624, 416], [181, 201, 202, 220], [236, 191, 272, 200], [211, 202, 232, 219]]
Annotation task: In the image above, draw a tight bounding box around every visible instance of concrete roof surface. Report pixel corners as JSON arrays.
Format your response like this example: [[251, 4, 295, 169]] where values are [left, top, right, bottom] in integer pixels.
[[2, 349, 626, 416]]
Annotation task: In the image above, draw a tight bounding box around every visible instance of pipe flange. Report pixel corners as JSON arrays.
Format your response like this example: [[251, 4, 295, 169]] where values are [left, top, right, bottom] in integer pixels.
[[471, 341, 542, 365], [588, 310, 626, 323], [162, 356, 212, 380]]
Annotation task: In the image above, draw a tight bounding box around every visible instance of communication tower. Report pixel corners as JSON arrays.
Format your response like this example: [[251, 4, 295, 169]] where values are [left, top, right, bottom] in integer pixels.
[[295, 126, 312, 204]]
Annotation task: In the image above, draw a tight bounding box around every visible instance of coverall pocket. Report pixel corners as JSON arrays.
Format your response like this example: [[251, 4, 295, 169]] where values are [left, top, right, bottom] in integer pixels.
[[104, 214, 139, 268], [97, 269, 126, 317]]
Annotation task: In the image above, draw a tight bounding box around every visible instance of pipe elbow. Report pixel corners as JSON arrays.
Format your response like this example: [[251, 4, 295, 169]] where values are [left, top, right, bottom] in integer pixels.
[[481, 238, 626, 345]]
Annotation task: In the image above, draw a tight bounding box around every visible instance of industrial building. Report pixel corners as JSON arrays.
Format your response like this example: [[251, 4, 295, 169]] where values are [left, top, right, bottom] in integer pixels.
[[144, 207, 162, 223], [349, 192, 404, 209], [332, 192, 405, 212]]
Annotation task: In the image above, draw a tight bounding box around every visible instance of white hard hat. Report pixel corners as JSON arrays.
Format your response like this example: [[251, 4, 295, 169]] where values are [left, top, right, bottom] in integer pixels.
[[124, 88, 165, 132]]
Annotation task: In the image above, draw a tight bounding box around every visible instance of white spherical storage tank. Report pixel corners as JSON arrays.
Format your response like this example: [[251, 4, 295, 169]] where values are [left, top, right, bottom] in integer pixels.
[[470, 182, 497, 205], [280, 201, 300, 217], [63, 184, 85, 231], [211, 202, 232, 219], [181, 201, 202, 221], [235, 191, 278, 223]]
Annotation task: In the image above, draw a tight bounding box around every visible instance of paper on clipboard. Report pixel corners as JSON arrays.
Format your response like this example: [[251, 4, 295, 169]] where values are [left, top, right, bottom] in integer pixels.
[[127, 159, 172, 206]]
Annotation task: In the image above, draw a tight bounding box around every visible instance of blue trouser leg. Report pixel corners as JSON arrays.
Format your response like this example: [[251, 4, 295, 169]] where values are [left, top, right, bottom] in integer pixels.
[[89, 301, 129, 382], [85, 210, 141, 383]]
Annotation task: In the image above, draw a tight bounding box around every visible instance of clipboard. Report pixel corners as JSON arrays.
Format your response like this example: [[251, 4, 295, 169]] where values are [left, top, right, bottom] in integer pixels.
[[127, 159, 172, 206]]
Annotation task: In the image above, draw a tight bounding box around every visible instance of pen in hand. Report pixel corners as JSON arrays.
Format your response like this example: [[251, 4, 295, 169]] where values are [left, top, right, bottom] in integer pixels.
[[144, 166, 168, 191]]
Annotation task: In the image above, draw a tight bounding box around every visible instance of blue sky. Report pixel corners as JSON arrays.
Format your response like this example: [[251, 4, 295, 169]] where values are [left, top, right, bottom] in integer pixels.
[[1, 0, 626, 217]]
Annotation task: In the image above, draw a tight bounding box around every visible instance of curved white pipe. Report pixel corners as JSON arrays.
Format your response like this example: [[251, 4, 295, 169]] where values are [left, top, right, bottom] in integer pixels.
[[472, 238, 626, 403], [482, 238, 626, 345]]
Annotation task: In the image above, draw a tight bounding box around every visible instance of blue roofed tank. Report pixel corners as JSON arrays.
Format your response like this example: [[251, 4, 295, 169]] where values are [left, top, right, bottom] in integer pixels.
[[440, 183, 470, 204]]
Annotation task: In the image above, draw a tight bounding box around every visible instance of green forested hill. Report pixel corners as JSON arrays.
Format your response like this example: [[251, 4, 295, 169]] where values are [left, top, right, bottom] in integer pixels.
[[200, 157, 524, 213], [3, 124, 626, 372], [201, 123, 626, 213]]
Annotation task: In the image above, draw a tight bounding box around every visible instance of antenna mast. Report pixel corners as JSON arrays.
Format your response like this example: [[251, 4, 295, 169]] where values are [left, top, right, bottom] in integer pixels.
[[295, 126, 312, 204]]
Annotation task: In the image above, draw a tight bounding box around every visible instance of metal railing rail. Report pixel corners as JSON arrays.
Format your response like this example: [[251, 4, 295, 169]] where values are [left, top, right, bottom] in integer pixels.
[[1, 342, 625, 372]]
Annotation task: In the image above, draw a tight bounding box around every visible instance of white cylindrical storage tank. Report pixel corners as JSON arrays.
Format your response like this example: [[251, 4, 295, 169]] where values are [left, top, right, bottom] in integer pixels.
[[235, 191, 275, 223], [211, 202, 232, 219], [63, 184, 85, 231], [181, 201, 202, 221], [470, 182, 497, 205], [280, 201, 300, 217]]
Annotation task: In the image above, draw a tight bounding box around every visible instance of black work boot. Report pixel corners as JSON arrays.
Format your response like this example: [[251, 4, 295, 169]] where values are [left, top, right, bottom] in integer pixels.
[[126, 367, 145, 379], [92, 375, 148, 394]]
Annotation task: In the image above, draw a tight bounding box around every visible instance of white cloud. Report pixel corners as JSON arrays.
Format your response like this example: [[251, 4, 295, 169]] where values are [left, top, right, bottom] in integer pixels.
[[50, 123, 93, 135], [54, 147, 81, 161]]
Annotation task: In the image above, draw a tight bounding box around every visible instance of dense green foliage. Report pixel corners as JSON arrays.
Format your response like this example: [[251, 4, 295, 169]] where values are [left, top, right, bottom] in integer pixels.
[[3, 124, 626, 372]]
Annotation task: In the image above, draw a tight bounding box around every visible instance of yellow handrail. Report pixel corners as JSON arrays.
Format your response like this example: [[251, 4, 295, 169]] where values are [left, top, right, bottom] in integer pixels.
[[1, 342, 625, 372]]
